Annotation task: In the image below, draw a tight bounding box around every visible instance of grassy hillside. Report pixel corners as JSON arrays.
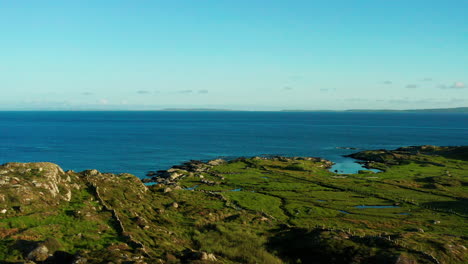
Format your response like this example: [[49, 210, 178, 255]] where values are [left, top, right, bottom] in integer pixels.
[[0, 146, 467, 263]]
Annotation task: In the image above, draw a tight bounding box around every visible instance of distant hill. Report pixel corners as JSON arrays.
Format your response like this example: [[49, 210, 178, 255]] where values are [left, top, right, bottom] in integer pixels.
[[160, 108, 235, 111], [282, 107, 468, 113], [346, 107, 468, 113]]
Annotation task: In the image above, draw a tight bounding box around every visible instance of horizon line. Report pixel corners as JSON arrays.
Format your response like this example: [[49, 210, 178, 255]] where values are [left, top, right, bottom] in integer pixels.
[[0, 106, 466, 112]]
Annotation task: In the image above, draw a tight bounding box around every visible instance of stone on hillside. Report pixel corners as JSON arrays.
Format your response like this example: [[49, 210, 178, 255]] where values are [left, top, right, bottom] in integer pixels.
[[156, 177, 164, 183], [64, 190, 72, 201], [200, 252, 217, 261], [136, 216, 149, 228], [141, 178, 153, 183], [171, 202, 179, 209], [84, 169, 100, 176], [183, 250, 217, 262], [72, 256, 88, 264], [169, 173, 182, 181], [26, 244, 49, 262], [163, 179, 171, 185], [207, 159, 225, 166], [163, 187, 172, 193]]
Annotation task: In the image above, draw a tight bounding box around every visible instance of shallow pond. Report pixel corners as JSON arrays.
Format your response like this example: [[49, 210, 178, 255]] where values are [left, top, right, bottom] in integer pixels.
[[184, 185, 199, 191], [355, 205, 400, 209], [330, 157, 381, 174]]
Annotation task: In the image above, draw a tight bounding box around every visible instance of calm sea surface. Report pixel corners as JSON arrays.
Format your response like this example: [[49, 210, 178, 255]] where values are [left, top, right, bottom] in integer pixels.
[[0, 111, 466, 178]]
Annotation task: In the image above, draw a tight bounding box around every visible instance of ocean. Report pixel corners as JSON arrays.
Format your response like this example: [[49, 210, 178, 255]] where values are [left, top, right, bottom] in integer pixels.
[[0, 111, 466, 178]]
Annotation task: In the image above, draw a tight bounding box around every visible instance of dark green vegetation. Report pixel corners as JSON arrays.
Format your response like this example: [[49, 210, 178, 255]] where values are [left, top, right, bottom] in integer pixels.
[[0, 146, 467, 263]]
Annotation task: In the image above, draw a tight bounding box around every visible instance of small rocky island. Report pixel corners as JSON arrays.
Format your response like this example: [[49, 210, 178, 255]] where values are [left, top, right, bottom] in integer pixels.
[[0, 146, 467, 263]]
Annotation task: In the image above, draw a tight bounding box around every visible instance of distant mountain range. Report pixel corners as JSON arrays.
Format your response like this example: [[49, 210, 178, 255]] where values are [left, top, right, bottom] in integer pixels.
[[161, 107, 468, 113]]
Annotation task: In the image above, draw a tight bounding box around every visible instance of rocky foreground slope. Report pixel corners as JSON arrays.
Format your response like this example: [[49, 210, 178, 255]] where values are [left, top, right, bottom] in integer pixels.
[[0, 146, 467, 263]]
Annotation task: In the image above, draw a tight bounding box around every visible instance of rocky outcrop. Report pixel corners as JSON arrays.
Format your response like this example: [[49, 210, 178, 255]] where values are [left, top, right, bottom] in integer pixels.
[[0, 162, 80, 215], [0, 162, 154, 263], [346, 150, 404, 164]]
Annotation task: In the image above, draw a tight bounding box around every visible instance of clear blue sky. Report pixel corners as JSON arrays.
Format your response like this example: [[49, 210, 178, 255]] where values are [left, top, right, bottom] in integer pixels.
[[0, 0, 466, 110]]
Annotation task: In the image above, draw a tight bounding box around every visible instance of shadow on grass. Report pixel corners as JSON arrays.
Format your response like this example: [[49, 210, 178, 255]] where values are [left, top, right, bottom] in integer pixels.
[[422, 199, 468, 215], [266, 227, 411, 264]]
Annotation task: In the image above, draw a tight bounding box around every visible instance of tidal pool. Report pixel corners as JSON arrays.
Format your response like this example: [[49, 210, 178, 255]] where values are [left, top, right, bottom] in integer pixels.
[[330, 157, 381, 174]]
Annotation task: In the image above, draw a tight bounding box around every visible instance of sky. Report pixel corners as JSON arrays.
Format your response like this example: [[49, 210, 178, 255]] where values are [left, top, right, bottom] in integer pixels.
[[0, 0, 466, 110]]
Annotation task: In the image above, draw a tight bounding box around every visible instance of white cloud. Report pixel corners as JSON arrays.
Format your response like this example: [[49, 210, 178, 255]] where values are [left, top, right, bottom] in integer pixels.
[[438, 82, 466, 89], [450, 82, 465, 89], [99, 99, 109, 105]]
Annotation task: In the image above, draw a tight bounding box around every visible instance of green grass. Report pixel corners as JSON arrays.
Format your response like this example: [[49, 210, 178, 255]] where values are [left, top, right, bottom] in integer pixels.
[[223, 191, 288, 221], [194, 223, 282, 264]]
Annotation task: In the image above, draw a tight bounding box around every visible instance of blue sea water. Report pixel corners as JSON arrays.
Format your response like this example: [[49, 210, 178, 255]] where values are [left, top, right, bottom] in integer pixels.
[[0, 111, 466, 178]]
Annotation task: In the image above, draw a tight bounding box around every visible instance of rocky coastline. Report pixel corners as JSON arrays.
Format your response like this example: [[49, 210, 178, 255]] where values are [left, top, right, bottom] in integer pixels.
[[142, 156, 334, 187]]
